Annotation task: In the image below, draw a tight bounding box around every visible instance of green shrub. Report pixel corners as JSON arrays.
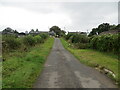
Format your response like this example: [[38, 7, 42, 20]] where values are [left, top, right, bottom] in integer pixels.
[[39, 33, 48, 40], [90, 34, 119, 54], [22, 35, 35, 46], [65, 33, 74, 40], [113, 34, 119, 54], [71, 34, 89, 43], [2, 34, 49, 53], [34, 35, 42, 44], [2, 35, 21, 52], [71, 34, 80, 43], [64, 34, 89, 49]]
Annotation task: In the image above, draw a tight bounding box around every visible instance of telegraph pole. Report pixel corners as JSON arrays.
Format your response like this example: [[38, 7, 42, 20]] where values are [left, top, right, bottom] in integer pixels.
[[87, 29, 89, 35], [64, 27, 66, 31], [48, 27, 50, 31]]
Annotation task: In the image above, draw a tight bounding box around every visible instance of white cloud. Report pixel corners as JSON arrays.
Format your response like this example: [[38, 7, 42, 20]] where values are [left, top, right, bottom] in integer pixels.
[[0, 1, 118, 32], [0, 5, 71, 32]]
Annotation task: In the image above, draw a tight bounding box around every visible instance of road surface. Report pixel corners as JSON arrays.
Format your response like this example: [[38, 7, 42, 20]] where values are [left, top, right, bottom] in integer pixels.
[[34, 38, 117, 88]]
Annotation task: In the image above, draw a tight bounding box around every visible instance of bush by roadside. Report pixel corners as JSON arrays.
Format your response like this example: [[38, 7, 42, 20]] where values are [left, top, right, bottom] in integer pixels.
[[60, 38, 120, 87], [22, 35, 36, 47], [64, 33, 89, 49], [2, 38, 54, 88], [2, 34, 49, 53], [2, 35, 21, 52], [89, 33, 119, 54], [64, 33, 119, 55]]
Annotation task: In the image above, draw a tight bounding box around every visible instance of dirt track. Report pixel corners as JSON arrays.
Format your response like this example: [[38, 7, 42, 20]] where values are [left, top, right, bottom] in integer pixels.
[[34, 38, 117, 88]]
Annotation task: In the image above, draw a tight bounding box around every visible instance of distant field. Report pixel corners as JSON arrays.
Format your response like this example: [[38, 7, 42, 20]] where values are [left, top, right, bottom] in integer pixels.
[[60, 38, 119, 85], [2, 37, 54, 88]]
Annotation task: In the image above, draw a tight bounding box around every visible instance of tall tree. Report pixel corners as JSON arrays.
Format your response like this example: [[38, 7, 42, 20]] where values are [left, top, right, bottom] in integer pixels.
[[97, 23, 110, 34], [88, 28, 98, 37], [50, 26, 62, 36], [88, 23, 110, 36]]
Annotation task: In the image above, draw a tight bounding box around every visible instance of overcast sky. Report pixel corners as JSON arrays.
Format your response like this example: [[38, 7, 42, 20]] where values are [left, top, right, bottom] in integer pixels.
[[0, 0, 119, 33]]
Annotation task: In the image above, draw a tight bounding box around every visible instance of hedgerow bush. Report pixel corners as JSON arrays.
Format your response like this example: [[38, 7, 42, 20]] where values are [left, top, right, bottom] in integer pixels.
[[113, 34, 120, 54], [2, 35, 21, 52], [65, 33, 74, 40], [90, 34, 119, 54], [34, 35, 42, 44], [38, 34, 48, 43], [22, 35, 35, 46], [71, 34, 89, 43], [2, 34, 49, 53], [64, 34, 89, 49], [89, 36, 98, 49], [39, 33, 48, 40]]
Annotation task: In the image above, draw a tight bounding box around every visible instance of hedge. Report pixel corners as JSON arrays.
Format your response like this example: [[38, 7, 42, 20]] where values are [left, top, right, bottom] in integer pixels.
[[64, 34, 89, 49], [2, 34, 49, 53], [90, 33, 119, 54]]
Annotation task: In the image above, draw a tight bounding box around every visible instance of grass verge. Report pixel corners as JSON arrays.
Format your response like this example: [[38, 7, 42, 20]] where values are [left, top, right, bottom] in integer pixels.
[[2, 37, 54, 88], [60, 38, 119, 85]]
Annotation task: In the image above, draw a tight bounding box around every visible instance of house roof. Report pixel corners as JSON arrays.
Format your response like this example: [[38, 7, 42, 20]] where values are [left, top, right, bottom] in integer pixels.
[[100, 30, 119, 35]]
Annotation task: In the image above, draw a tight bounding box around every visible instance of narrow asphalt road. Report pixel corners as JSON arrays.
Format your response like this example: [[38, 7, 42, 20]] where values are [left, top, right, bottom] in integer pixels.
[[34, 38, 117, 88]]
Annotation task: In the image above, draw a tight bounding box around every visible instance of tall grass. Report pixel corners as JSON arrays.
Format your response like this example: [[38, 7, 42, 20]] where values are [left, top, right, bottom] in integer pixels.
[[2, 37, 54, 88]]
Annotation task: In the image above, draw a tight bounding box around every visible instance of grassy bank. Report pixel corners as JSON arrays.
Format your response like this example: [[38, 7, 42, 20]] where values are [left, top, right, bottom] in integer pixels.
[[60, 38, 119, 85], [2, 37, 54, 88]]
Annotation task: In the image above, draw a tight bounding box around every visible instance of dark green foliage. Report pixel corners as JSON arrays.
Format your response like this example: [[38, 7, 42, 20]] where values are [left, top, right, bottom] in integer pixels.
[[22, 35, 35, 46], [22, 34, 48, 46], [90, 34, 119, 54], [71, 34, 89, 43], [34, 35, 42, 44], [2, 34, 49, 53], [64, 33, 89, 49], [39, 33, 48, 40], [50, 26, 61, 36], [88, 23, 120, 36], [2, 35, 21, 52], [71, 34, 89, 49], [71, 34, 80, 43], [49, 26, 66, 37], [97, 23, 110, 34], [64, 33, 74, 40], [88, 28, 98, 37], [89, 36, 98, 49]]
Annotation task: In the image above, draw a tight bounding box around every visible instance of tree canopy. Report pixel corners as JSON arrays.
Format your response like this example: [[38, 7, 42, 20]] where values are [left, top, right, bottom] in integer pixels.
[[49, 26, 66, 37], [88, 23, 120, 37]]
